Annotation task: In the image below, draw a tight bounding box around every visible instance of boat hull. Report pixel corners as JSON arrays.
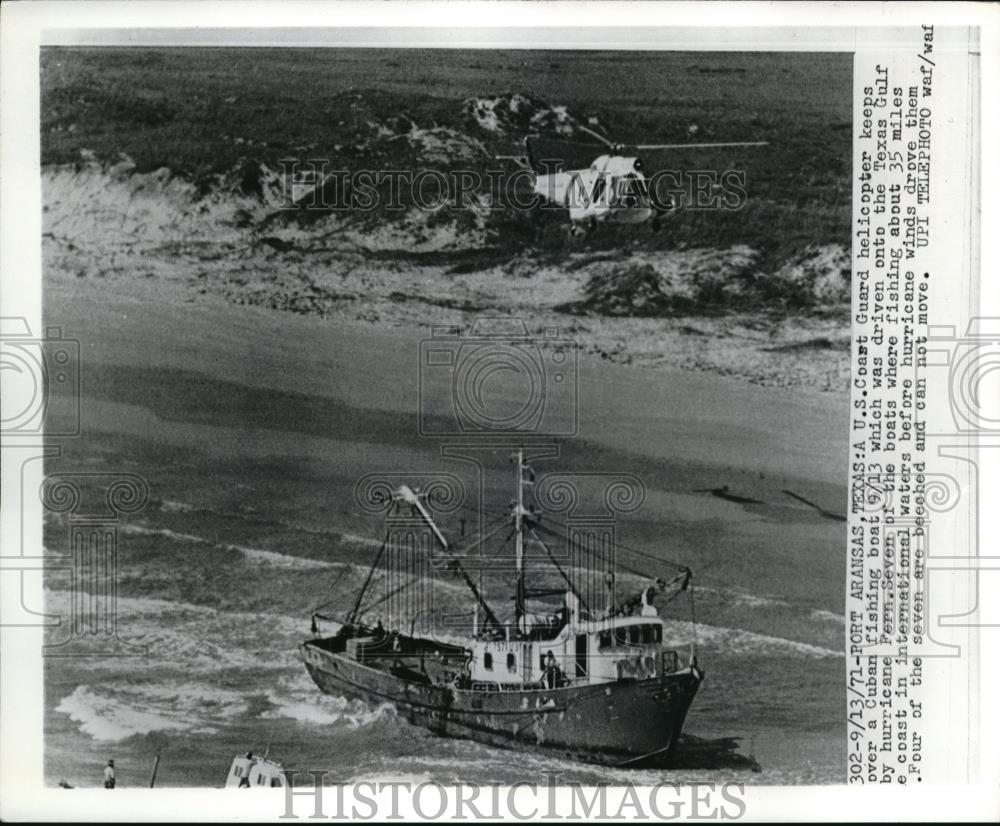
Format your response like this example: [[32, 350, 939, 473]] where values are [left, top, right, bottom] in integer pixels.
[[300, 639, 701, 767]]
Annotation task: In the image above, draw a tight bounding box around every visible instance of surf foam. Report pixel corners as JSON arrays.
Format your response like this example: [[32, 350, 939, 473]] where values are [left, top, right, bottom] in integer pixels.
[[56, 683, 247, 741], [661, 619, 842, 659]]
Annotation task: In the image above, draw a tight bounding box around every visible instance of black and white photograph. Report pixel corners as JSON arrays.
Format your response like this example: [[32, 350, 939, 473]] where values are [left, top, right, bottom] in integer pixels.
[[36, 37, 850, 789], [1, 3, 997, 822]]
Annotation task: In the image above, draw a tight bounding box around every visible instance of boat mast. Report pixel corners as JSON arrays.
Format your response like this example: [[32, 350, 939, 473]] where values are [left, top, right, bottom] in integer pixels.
[[514, 448, 526, 631]]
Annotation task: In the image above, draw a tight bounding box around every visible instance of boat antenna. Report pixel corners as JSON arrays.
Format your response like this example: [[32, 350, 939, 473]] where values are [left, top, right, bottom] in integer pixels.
[[512, 448, 532, 629]]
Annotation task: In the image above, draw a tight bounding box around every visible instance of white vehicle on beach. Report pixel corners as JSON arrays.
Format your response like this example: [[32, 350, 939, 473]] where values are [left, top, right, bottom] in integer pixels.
[[225, 752, 286, 789]]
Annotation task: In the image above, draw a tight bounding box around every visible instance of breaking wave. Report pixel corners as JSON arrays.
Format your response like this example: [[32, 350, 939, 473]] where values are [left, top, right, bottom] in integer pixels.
[[45, 589, 306, 673], [158, 499, 198, 513], [661, 619, 842, 659], [57, 672, 397, 743], [121, 523, 340, 569], [261, 674, 396, 729], [699, 585, 794, 610], [809, 608, 846, 625], [56, 683, 247, 742]]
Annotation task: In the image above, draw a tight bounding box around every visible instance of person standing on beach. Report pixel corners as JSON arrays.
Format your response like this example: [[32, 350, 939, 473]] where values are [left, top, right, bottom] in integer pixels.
[[103, 759, 115, 789]]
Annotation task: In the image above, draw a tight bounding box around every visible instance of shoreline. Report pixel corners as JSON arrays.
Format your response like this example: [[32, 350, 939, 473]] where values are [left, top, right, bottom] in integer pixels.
[[42, 159, 851, 397]]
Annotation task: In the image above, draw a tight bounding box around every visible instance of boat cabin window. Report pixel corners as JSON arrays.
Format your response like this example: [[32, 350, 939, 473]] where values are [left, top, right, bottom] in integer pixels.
[[483, 652, 493, 671], [233, 766, 243, 777], [608, 624, 662, 647], [271, 777, 283, 788], [506, 653, 517, 672]]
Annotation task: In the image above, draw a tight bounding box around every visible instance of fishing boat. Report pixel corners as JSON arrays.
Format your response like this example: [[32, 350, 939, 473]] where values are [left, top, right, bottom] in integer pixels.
[[299, 451, 702, 767]]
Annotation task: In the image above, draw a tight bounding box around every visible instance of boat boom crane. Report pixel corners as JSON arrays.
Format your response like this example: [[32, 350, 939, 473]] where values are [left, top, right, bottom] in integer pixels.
[[394, 485, 505, 633], [395, 485, 448, 550]]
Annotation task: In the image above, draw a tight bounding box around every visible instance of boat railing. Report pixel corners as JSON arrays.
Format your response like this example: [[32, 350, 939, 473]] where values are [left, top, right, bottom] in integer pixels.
[[612, 650, 682, 680], [469, 679, 566, 693]]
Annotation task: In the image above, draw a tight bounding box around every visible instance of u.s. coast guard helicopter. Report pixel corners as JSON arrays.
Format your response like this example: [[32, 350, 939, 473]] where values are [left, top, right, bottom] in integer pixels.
[[498, 126, 767, 235]]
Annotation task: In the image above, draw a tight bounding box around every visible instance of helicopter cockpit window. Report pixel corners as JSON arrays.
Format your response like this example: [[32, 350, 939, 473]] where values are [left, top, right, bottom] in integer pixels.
[[618, 174, 648, 208], [591, 176, 608, 205]]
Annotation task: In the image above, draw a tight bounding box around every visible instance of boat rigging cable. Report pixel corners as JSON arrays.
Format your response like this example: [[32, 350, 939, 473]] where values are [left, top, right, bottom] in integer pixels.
[[310, 510, 508, 625], [345, 527, 391, 626], [528, 518, 687, 582], [314, 493, 696, 637], [525, 523, 588, 612], [355, 512, 512, 626], [522, 518, 695, 626]]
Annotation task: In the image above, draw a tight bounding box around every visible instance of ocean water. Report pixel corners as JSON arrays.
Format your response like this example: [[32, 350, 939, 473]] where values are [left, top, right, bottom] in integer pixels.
[[41, 294, 847, 788], [43, 433, 846, 789]]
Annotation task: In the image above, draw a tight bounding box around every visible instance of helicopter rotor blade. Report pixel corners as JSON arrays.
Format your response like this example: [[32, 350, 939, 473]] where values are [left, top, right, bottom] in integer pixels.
[[576, 124, 618, 150], [632, 141, 769, 150]]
